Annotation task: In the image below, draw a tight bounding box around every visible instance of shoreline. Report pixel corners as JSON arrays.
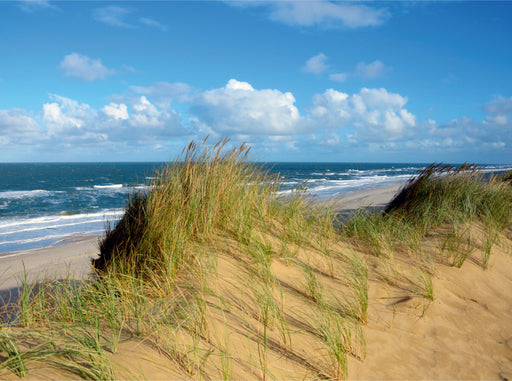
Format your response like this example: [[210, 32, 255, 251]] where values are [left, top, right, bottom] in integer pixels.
[[0, 235, 100, 301]]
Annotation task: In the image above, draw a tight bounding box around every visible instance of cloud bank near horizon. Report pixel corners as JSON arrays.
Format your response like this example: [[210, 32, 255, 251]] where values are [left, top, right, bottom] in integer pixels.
[[1, 78, 510, 162]]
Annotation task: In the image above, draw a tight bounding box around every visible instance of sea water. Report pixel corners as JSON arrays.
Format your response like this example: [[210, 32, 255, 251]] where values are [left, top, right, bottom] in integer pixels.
[[1, 162, 510, 254]]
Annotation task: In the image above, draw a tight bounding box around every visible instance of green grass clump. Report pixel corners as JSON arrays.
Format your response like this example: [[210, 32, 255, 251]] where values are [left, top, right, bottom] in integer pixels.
[[93, 138, 290, 288], [384, 163, 512, 230], [344, 163, 512, 271]]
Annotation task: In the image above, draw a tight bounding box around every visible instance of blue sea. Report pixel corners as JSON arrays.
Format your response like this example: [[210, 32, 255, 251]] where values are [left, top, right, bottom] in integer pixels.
[[1, 162, 511, 254]]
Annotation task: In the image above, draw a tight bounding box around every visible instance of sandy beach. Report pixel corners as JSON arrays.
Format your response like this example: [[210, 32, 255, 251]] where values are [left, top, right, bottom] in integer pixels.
[[1, 181, 511, 380], [0, 235, 100, 304]]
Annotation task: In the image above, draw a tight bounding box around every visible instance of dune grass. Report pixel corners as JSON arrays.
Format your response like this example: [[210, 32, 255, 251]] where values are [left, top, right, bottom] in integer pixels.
[[1, 143, 511, 380], [0, 139, 364, 380], [344, 163, 512, 266]]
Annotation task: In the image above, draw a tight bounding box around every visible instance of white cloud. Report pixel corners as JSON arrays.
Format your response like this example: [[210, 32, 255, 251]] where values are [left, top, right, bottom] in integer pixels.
[[427, 110, 512, 154], [355, 60, 389, 78], [485, 114, 508, 126], [139, 17, 167, 31], [93, 6, 135, 28], [265, 0, 390, 28], [310, 87, 416, 142], [43, 94, 95, 136], [225, 79, 254, 91], [93, 6, 168, 31], [37, 94, 189, 149], [3, 81, 511, 161], [303, 53, 329, 74], [192, 79, 307, 135], [102, 103, 129, 120], [59, 53, 116, 82], [0, 109, 41, 145], [130, 96, 163, 128]]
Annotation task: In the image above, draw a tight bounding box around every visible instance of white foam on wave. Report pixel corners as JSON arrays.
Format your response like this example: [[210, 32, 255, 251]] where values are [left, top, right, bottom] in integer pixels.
[[0, 210, 123, 231], [76, 184, 151, 192], [0, 189, 56, 199], [278, 174, 412, 200], [0, 209, 123, 253], [0, 217, 119, 236], [93, 184, 123, 189], [0, 230, 102, 247], [480, 165, 512, 173]]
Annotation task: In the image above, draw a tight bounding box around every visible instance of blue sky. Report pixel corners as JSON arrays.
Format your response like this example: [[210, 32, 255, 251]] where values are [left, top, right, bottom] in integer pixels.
[[1, 1, 511, 163]]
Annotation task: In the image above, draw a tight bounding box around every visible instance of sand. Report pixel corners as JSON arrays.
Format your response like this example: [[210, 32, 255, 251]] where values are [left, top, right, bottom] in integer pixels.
[[1, 183, 512, 380], [0, 235, 100, 304], [348, 245, 512, 380]]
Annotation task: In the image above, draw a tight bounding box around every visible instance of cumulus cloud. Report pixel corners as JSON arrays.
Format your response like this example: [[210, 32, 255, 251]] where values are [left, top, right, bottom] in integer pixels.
[[130, 96, 164, 128], [3, 80, 511, 161], [485, 114, 508, 126], [102, 103, 129, 120], [59, 53, 116, 81], [43, 94, 96, 136], [0, 93, 191, 156], [303, 53, 329, 74], [310, 87, 416, 142], [417, 104, 512, 158], [192, 79, 307, 135], [0, 109, 42, 145], [93, 6, 135, 28]]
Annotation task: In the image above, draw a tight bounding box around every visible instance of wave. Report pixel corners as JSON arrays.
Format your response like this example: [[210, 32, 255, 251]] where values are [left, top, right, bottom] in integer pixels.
[[0, 230, 103, 248], [276, 174, 412, 200], [0, 189, 56, 199], [0, 209, 123, 254], [0, 217, 120, 236], [93, 184, 124, 189], [0, 210, 122, 231], [75, 184, 150, 192]]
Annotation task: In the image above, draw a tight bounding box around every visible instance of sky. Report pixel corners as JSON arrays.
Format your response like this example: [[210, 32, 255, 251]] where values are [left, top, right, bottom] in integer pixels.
[[0, 0, 511, 163]]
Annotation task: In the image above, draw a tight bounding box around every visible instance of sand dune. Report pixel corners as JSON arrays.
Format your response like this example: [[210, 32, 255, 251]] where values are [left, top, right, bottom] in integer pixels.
[[1, 183, 511, 380], [349, 246, 512, 380]]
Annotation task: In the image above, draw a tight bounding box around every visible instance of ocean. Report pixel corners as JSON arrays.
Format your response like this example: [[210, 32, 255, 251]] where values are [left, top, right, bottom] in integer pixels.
[[1, 162, 511, 254]]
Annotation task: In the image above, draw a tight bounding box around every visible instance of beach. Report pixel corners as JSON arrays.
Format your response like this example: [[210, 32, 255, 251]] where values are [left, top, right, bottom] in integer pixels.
[[0, 235, 99, 305], [1, 178, 511, 380]]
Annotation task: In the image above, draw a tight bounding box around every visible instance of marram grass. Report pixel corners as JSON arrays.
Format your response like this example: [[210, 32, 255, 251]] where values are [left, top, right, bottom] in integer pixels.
[[1, 145, 512, 380], [93, 139, 286, 286]]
